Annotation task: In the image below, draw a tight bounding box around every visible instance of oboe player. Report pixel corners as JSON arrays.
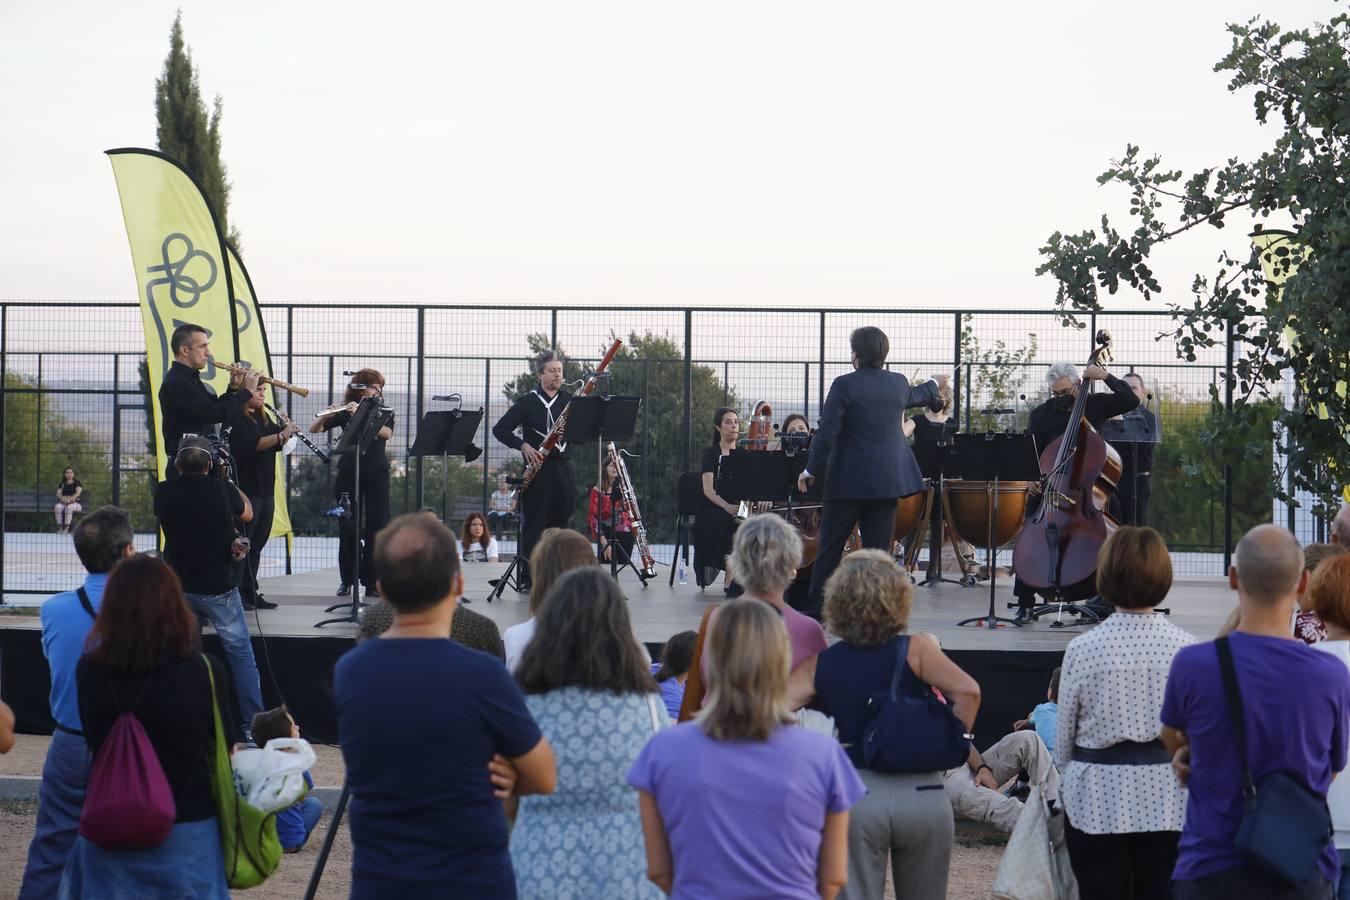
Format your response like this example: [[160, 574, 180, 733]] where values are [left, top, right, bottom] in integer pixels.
[[492, 350, 576, 592]]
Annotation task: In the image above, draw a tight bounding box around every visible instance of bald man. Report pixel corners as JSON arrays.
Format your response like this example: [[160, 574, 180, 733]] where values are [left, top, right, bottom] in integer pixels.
[[1161, 525, 1350, 898]]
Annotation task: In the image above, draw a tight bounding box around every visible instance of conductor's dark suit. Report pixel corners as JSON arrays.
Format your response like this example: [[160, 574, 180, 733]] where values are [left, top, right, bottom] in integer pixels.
[[802, 367, 938, 616]]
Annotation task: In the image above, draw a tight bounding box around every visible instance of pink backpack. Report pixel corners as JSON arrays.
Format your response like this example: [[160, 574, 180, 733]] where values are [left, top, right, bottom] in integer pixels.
[[78, 683, 176, 850]]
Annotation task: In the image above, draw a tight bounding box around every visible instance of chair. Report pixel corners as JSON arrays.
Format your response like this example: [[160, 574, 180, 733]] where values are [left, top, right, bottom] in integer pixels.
[[668, 472, 704, 587]]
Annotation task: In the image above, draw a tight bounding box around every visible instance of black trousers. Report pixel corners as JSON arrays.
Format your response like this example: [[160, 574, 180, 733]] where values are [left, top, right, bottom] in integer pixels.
[[1119, 473, 1153, 526], [1171, 865, 1333, 899], [1063, 823, 1178, 900], [336, 461, 390, 590], [517, 459, 575, 585], [805, 497, 897, 618], [239, 494, 275, 606]]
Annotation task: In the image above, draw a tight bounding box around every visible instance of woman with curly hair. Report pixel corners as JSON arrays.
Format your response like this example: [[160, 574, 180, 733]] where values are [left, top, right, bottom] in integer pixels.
[[795, 549, 982, 900]]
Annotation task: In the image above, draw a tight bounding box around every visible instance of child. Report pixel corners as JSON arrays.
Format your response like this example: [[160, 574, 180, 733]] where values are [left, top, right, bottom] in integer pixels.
[[650, 631, 697, 721], [251, 705, 324, 853], [1015, 667, 1060, 753]]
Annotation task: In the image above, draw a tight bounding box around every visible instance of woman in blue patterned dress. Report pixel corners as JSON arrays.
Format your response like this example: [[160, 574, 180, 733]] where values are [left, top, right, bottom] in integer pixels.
[[510, 567, 667, 899]]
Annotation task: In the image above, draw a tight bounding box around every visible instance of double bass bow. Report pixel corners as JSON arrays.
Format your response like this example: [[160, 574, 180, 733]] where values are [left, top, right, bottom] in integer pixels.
[[1012, 330, 1122, 598]]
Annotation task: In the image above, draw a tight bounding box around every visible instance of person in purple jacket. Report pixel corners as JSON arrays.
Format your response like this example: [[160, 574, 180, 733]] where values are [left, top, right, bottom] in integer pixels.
[[629, 600, 865, 900], [250, 706, 323, 853]]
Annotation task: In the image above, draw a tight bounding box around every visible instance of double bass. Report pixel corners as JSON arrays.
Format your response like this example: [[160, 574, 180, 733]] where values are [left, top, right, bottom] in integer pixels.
[[1012, 331, 1122, 598]]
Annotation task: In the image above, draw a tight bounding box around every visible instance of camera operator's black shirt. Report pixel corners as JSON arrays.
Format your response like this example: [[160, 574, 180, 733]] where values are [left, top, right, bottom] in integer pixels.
[[227, 408, 284, 497], [159, 361, 249, 465], [154, 475, 245, 595]]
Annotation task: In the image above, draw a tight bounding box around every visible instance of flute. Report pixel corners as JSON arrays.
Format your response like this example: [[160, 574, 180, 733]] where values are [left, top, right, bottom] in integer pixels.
[[264, 402, 331, 463], [210, 357, 311, 398]]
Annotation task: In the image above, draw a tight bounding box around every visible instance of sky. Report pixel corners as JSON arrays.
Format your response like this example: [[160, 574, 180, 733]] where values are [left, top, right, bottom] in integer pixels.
[[0, 0, 1325, 309]]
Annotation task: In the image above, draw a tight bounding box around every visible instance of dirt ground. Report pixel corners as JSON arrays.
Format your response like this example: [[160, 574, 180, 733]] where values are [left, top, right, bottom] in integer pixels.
[[0, 734, 1006, 899]]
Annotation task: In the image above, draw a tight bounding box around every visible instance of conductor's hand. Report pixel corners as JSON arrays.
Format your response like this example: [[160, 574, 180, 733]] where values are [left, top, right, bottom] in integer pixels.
[[521, 443, 543, 467], [1082, 364, 1109, 381], [797, 471, 814, 494]]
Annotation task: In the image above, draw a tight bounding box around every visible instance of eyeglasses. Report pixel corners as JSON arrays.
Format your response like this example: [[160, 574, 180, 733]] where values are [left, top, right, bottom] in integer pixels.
[[1050, 387, 1076, 398]]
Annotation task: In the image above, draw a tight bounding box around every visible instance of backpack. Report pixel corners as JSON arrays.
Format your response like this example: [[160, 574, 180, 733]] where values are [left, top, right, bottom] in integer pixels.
[[78, 680, 176, 850]]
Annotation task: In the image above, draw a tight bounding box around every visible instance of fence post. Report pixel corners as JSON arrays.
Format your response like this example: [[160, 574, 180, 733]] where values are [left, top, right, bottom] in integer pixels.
[[483, 357, 491, 514], [112, 353, 122, 508], [415, 307, 425, 509], [35, 354, 42, 498], [1, 304, 7, 600], [551, 310, 558, 350], [818, 312, 826, 414], [285, 305, 294, 575], [683, 309, 692, 474], [1223, 320, 1235, 572], [952, 312, 963, 426]]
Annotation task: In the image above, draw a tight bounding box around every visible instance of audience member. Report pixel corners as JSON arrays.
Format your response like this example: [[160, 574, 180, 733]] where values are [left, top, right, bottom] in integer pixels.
[[1334, 504, 1350, 546], [335, 514, 555, 898], [0, 700, 13, 754], [806, 550, 981, 899], [628, 600, 864, 900], [359, 595, 506, 660], [20, 506, 134, 899], [1057, 526, 1194, 900], [53, 467, 83, 533], [652, 630, 697, 721], [60, 555, 243, 899], [511, 567, 665, 898], [251, 705, 323, 854], [457, 512, 500, 562], [488, 475, 518, 534], [1014, 668, 1061, 752], [502, 528, 597, 672], [1308, 554, 1350, 899], [1163, 525, 1350, 898], [1294, 544, 1348, 644], [154, 435, 264, 728]]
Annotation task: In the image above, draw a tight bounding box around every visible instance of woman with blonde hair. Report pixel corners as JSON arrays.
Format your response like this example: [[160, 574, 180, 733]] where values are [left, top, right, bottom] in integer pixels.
[[798, 550, 982, 899], [628, 600, 864, 899], [1308, 554, 1350, 898], [502, 528, 596, 672]]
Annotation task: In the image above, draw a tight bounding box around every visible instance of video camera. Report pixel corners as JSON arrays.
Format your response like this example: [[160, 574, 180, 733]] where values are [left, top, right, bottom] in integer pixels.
[[177, 432, 236, 483]]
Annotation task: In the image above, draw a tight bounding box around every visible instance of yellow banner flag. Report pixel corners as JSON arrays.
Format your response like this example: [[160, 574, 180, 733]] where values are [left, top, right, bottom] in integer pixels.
[[107, 148, 294, 535]]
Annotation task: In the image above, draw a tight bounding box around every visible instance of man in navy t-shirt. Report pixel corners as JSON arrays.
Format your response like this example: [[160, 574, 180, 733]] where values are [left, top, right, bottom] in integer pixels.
[[335, 513, 556, 899], [1163, 525, 1350, 898]]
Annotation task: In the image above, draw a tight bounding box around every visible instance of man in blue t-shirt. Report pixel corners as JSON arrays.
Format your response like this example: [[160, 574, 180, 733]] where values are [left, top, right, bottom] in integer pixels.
[[20, 507, 134, 899], [1163, 525, 1350, 898], [335, 513, 556, 899]]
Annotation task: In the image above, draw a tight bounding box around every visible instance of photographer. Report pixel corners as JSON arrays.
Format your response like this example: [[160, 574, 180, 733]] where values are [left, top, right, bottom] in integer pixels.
[[228, 382, 298, 611], [153, 435, 264, 727]]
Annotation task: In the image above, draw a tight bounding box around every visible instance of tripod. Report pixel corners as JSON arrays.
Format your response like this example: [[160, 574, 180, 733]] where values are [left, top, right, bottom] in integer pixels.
[[487, 554, 526, 602]]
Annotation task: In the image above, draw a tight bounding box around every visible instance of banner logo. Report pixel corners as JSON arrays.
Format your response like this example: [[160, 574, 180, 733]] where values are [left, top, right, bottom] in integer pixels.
[[145, 233, 217, 308]]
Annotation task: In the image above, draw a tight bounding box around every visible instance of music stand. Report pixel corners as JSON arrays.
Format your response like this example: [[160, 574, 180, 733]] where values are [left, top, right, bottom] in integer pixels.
[[409, 407, 486, 594], [948, 433, 1040, 629], [1100, 408, 1161, 526], [915, 422, 970, 588], [316, 398, 393, 628]]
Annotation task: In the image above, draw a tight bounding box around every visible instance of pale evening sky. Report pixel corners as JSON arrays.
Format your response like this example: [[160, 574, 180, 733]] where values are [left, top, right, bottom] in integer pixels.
[[0, 0, 1320, 309]]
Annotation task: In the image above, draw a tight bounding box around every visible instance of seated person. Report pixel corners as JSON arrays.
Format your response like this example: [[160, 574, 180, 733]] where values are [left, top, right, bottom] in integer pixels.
[[1013, 667, 1061, 753], [589, 459, 635, 564], [456, 512, 500, 563], [487, 475, 517, 533], [250, 705, 323, 853]]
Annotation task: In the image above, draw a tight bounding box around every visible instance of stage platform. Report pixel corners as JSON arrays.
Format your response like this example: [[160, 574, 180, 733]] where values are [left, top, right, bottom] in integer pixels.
[[0, 562, 1239, 749]]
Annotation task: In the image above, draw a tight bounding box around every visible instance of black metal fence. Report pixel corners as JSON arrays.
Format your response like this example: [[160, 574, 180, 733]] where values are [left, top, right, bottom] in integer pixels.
[[0, 300, 1308, 596]]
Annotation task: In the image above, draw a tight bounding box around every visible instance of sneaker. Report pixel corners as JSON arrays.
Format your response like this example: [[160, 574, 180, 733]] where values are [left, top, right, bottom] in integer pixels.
[[336, 583, 350, 597], [254, 597, 279, 610]]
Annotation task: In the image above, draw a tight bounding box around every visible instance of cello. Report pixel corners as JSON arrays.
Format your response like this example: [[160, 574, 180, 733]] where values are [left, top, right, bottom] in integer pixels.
[[1012, 331, 1123, 599]]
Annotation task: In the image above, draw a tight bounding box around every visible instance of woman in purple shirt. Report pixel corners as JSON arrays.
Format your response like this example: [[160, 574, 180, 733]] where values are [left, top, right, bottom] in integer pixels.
[[628, 600, 865, 900]]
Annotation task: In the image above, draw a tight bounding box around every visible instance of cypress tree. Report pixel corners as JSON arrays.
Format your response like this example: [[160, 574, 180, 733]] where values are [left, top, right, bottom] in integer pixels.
[[154, 11, 240, 252]]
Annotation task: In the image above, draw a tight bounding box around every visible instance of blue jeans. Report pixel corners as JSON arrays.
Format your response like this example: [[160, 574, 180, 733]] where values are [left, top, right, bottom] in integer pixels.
[[59, 816, 228, 899], [186, 588, 264, 727], [1338, 849, 1350, 900], [284, 797, 324, 851], [20, 729, 89, 899]]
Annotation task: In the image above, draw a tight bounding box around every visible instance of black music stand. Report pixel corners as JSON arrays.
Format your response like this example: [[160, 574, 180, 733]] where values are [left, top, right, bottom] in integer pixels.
[[409, 407, 485, 595], [950, 433, 1040, 629], [565, 395, 652, 586], [915, 421, 969, 588], [1100, 408, 1161, 526], [316, 398, 393, 628]]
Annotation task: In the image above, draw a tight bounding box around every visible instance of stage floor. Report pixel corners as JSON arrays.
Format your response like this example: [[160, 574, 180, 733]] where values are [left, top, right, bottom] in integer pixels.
[[125, 562, 1238, 652]]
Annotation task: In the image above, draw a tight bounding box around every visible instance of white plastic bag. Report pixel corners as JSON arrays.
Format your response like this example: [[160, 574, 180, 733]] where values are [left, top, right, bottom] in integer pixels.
[[230, 738, 316, 814]]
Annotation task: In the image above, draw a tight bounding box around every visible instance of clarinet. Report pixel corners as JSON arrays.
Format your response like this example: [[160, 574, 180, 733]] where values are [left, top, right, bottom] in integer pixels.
[[264, 402, 332, 463], [606, 441, 657, 577]]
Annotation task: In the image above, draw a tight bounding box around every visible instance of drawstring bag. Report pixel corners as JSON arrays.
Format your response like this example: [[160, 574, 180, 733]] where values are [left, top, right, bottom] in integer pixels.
[[203, 657, 283, 889], [79, 680, 176, 850]]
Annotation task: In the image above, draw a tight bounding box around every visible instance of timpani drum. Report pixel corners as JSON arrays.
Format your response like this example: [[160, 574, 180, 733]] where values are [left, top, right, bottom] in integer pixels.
[[941, 480, 1033, 550]]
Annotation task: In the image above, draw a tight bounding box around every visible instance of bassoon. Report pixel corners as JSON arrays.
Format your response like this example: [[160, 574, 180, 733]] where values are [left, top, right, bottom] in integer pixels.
[[515, 339, 623, 495], [606, 441, 657, 577]]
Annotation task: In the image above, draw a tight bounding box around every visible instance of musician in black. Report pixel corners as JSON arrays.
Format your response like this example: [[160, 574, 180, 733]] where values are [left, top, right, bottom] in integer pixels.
[[310, 368, 393, 597], [492, 350, 575, 590], [228, 382, 298, 610], [158, 323, 260, 479], [1013, 361, 1139, 620], [1107, 373, 1158, 526]]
